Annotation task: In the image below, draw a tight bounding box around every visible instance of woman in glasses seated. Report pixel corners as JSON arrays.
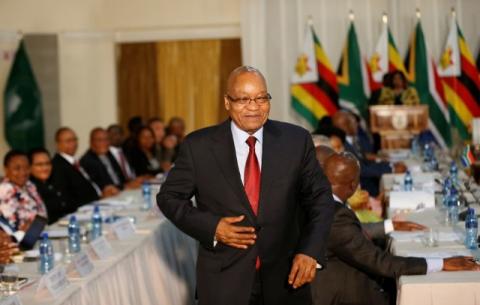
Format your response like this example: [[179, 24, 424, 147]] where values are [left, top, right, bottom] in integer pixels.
[[0, 150, 47, 242], [29, 148, 77, 224]]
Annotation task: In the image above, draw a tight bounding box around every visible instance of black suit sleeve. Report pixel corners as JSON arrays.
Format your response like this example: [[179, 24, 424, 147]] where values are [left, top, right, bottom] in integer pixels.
[[329, 208, 427, 278], [156, 139, 222, 247], [362, 222, 386, 240], [295, 134, 336, 266], [50, 161, 76, 207]]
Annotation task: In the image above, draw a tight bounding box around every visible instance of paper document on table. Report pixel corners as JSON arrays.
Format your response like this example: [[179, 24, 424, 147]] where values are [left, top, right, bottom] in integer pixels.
[[405, 249, 472, 259], [389, 191, 435, 210], [391, 231, 462, 243]]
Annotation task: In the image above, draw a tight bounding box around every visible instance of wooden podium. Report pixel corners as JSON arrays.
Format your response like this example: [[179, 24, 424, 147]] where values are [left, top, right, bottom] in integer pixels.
[[369, 105, 429, 149]]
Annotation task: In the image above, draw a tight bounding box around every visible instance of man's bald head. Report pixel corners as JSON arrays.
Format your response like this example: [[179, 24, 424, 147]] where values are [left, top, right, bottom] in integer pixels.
[[315, 145, 335, 168], [224, 66, 270, 134], [332, 110, 357, 136], [226, 66, 267, 93], [324, 153, 361, 202]]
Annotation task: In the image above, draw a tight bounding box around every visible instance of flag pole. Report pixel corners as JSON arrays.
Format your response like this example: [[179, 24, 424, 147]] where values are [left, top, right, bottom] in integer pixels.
[[349, 10, 354, 22], [382, 12, 388, 24], [416, 8, 421, 20], [307, 15, 314, 26]]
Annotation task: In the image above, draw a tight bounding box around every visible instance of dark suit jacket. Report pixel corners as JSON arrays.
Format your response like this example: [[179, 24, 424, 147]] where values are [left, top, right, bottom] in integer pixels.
[[31, 176, 77, 224], [311, 201, 427, 305], [362, 221, 387, 240], [51, 153, 99, 208], [344, 142, 391, 196], [127, 147, 162, 176], [157, 120, 335, 305], [80, 150, 125, 189]]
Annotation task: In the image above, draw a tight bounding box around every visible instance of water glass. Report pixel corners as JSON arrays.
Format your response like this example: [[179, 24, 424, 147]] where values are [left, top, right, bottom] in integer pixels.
[[0, 264, 19, 296], [422, 229, 439, 247]]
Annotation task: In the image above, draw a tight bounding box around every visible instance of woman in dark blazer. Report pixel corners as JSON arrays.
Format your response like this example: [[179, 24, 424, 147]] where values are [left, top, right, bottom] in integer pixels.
[[28, 148, 76, 224], [127, 126, 162, 177]]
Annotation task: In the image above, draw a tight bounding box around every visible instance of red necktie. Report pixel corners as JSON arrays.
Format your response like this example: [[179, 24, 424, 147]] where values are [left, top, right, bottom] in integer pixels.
[[244, 136, 261, 269], [73, 161, 81, 172], [118, 150, 128, 179]]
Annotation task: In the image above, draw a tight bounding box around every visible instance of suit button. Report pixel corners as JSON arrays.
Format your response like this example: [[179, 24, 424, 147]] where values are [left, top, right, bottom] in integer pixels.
[[256, 225, 262, 232]]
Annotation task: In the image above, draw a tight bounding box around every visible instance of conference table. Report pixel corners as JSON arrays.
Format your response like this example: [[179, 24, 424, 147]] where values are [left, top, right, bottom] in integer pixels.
[[380, 151, 480, 305], [12, 190, 198, 305]]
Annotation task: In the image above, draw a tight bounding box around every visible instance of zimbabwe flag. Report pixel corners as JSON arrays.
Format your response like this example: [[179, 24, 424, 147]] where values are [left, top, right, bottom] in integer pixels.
[[291, 24, 338, 128]]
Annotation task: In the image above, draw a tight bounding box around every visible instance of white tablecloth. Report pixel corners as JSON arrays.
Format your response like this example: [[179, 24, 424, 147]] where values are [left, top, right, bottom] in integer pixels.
[[15, 190, 198, 305], [392, 208, 480, 305]]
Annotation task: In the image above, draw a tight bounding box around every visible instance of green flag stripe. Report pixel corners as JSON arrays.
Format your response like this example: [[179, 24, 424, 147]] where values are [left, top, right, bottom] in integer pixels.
[[291, 95, 318, 127]]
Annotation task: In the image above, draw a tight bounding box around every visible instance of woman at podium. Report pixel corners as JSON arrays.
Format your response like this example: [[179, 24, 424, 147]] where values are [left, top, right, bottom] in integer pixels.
[[371, 71, 420, 106]]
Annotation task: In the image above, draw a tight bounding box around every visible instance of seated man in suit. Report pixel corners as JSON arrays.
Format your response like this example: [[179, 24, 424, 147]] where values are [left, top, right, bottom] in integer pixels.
[[332, 110, 406, 196], [314, 145, 425, 240], [81, 128, 142, 192], [107, 124, 137, 182], [51, 127, 114, 209], [311, 152, 480, 305]]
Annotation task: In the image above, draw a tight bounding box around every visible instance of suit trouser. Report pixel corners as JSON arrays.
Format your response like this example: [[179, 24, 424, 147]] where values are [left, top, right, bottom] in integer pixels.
[[249, 271, 263, 305]]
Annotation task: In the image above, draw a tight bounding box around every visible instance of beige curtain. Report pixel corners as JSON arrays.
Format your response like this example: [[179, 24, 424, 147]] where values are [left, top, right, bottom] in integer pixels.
[[116, 42, 159, 131], [117, 39, 242, 132], [156, 40, 221, 133]]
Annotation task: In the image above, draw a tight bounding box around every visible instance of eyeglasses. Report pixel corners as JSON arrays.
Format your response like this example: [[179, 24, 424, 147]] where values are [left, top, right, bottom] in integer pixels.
[[226, 93, 272, 105]]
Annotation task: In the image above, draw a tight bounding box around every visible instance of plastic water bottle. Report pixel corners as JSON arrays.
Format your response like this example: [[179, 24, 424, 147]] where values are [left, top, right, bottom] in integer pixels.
[[91, 205, 103, 240], [411, 136, 420, 157], [142, 181, 152, 211], [465, 208, 478, 249], [450, 161, 459, 187], [423, 143, 432, 162], [68, 215, 81, 254], [442, 177, 452, 208], [447, 187, 459, 226], [404, 170, 413, 191], [430, 155, 439, 172], [38, 233, 54, 274]]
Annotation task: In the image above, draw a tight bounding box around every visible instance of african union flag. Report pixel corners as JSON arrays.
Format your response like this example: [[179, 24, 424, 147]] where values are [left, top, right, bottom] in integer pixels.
[[291, 24, 338, 128]]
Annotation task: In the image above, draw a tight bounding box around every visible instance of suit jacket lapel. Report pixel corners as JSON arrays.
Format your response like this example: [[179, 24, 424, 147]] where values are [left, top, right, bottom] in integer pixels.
[[257, 120, 282, 221], [210, 120, 256, 223]]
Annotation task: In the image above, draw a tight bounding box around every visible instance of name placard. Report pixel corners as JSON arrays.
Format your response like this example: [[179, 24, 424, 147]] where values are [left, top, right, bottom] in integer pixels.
[[0, 295, 22, 305], [112, 218, 136, 240], [37, 266, 70, 298], [72, 251, 94, 277], [89, 236, 113, 260]]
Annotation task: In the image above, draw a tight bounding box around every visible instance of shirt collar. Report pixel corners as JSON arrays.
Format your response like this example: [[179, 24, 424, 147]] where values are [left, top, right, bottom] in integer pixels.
[[332, 193, 343, 204], [230, 121, 263, 145], [59, 152, 76, 165]]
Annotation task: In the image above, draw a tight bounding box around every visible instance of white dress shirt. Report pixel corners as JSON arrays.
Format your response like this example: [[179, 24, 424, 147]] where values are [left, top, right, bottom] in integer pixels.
[[333, 194, 443, 273], [109, 146, 135, 180], [59, 153, 102, 196]]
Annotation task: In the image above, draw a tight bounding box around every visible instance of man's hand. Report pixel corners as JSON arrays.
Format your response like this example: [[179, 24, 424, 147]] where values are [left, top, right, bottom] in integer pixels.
[[393, 221, 427, 231], [443, 256, 480, 271], [393, 162, 407, 173], [288, 254, 317, 289], [214, 215, 256, 249], [102, 185, 120, 198]]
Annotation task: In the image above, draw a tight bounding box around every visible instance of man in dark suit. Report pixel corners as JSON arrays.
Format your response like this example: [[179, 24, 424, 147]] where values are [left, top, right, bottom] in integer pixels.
[[81, 127, 141, 191], [311, 152, 480, 305], [51, 127, 115, 208], [157, 66, 335, 305], [332, 110, 406, 196]]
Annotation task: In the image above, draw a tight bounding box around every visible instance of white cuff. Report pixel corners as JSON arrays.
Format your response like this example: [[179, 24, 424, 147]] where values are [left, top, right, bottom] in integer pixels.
[[13, 230, 25, 243], [384, 219, 394, 234], [316, 263, 323, 269], [426, 258, 444, 273], [213, 236, 217, 247]]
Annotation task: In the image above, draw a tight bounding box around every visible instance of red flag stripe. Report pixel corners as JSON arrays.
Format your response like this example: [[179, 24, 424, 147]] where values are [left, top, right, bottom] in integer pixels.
[[461, 56, 480, 88], [318, 62, 339, 92], [300, 83, 338, 115], [443, 77, 480, 116]]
